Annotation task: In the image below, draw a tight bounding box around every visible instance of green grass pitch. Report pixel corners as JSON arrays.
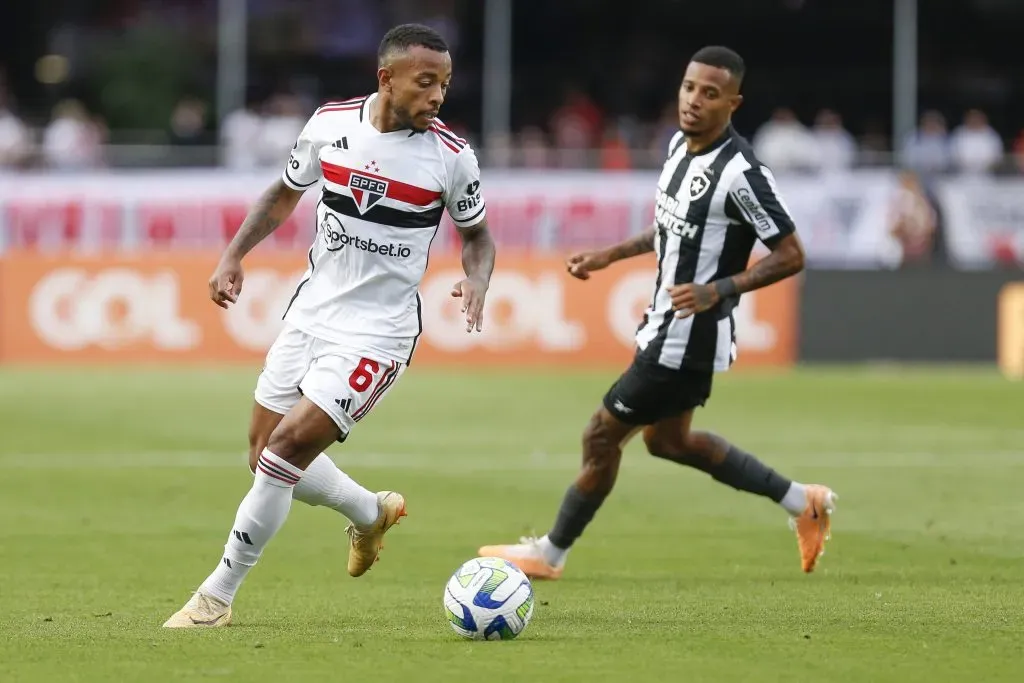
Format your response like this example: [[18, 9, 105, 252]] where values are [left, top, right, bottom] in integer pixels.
[[0, 365, 1022, 681]]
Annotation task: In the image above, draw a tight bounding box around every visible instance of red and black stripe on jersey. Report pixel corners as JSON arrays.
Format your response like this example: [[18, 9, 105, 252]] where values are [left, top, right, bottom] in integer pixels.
[[429, 122, 466, 154], [319, 160, 444, 229], [315, 96, 368, 116]]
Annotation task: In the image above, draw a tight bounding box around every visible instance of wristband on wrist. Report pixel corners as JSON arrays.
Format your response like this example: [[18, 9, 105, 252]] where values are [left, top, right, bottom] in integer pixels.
[[713, 278, 738, 298]]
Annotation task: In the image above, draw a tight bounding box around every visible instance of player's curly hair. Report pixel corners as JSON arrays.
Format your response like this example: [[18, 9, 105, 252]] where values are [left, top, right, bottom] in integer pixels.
[[378, 24, 449, 65], [691, 46, 746, 85]]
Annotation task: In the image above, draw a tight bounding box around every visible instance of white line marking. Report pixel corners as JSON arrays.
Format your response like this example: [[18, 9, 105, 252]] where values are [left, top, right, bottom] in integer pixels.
[[2, 450, 1022, 471]]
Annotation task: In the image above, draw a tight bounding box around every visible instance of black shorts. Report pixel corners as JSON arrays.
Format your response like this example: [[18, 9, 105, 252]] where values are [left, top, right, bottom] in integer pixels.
[[602, 356, 713, 425]]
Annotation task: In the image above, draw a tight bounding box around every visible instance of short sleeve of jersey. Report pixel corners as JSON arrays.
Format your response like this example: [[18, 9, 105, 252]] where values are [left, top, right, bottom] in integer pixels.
[[727, 163, 797, 247], [444, 146, 487, 228], [281, 115, 323, 191]]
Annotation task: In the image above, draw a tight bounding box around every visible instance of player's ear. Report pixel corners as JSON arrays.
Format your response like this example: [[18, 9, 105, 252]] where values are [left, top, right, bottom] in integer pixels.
[[730, 93, 744, 114], [377, 66, 393, 92]]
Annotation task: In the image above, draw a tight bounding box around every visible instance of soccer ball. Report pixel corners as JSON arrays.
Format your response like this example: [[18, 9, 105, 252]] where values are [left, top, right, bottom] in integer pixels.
[[443, 557, 535, 640]]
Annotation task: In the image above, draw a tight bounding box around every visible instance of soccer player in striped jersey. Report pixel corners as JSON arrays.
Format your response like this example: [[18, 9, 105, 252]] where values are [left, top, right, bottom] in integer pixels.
[[479, 46, 837, 579], [164, 24, 495, 627]]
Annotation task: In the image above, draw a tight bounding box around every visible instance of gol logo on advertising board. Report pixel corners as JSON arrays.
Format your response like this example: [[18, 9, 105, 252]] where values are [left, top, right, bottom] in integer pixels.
[[0, 253, 798, 368], [26, 268, 201, 351]]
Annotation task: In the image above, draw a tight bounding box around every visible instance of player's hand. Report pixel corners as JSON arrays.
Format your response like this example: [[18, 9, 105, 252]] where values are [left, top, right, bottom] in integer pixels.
[[667, 283, 719, 319], [209, 256, 244, 309], [565, 250, 612, 280], [451, 275, 488, 333]]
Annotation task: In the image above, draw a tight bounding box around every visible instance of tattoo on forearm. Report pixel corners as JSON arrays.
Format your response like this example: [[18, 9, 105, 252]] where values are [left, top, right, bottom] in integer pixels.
[[459, 225, 496, 282], [731, 245, 801, 295], [608, 225, 656, 261], [228, 180, 292, 258]]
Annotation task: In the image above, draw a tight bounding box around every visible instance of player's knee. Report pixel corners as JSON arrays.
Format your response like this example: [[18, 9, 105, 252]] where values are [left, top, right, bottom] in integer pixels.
[[643, 428, 681, 460], [681, 432, 724, 466], [265, 422, 312, 465]]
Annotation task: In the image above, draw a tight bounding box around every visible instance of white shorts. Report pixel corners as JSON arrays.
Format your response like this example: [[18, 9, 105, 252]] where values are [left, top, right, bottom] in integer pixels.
[[254, 324, 406, 438]]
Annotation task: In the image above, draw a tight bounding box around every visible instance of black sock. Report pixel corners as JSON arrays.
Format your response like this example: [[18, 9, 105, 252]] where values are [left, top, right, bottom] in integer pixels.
[[710, 446, 792, 502], [546, 484, 608, 550]]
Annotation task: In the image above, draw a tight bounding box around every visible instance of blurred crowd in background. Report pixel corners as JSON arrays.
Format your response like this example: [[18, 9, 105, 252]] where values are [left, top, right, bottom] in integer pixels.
[[2, 84, 1018, 176], [2, 0, 1023, 175]]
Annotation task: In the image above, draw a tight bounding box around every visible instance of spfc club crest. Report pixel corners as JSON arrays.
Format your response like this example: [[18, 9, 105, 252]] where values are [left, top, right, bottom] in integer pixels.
[[349, 172, 389, 214]]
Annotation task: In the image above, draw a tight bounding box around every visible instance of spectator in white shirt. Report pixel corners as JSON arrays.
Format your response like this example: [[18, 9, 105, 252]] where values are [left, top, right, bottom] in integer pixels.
[[811, 108, 856, 171], [950, 108, 1003, 174], [752, 107, 818, 172], [220, 100, 264, 170], [42, 99, 103, 170], [257, 92, 306, 167]]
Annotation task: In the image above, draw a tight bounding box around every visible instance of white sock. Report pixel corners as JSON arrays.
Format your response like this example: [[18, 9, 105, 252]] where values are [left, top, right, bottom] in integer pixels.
[[201, 556, 253, 605], [291, 453, 379, 526], [779, 482, 808, 516], [200, 448, 302, 604], [537, 535, 569, 567]]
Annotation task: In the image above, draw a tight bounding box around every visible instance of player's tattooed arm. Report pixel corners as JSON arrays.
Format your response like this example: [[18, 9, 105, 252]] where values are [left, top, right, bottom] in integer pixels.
[[208, 179, 304, 309], [669, 234, 805, 319], [457, 220, 496, 284], [719, 233, 805, 297], [566, 224, 655, 280], [451, 219, 496, 333], [226, 179, 305, 259], [606, 224, 657, 261]]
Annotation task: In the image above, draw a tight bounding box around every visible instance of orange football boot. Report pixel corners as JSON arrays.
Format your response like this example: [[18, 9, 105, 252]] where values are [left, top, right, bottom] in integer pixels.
[[791, 484, 838, 572], [478, 537, 564, 580]]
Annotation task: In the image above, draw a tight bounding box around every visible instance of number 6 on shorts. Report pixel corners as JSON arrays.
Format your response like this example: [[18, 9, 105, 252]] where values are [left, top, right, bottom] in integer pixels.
[[299, 353, 405, 437], [346, 357, 402, 423], [349, 358, 381, 392]]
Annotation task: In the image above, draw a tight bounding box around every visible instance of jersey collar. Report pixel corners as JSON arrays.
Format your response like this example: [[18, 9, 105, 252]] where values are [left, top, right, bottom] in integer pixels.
[[684, 124, 735, 157]]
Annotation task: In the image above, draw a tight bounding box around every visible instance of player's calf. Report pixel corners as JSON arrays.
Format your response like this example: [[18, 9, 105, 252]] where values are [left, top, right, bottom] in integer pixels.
[[165, 399, 347, 626], [247, 395, 379, 525], [478, 408, 636, 579], [645, 427, 793, 504], [549, 409, 627, 548], [248, 402, 285, 472], [644, 423, 839, 571], [163, 445, 305, 626], [547, 409, 634, 556]]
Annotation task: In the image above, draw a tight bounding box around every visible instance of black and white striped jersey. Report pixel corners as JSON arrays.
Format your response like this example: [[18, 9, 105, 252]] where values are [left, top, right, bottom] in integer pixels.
[[635, 125, 797, 372]]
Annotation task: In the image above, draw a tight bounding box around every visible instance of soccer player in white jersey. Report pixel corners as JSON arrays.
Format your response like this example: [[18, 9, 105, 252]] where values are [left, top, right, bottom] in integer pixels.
[[164, 24, 495, 628]]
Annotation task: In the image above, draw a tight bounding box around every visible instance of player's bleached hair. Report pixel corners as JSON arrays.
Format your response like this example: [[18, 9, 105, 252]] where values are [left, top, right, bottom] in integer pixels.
[[691, 46, 746, 86], [378, 24, 449, 66]]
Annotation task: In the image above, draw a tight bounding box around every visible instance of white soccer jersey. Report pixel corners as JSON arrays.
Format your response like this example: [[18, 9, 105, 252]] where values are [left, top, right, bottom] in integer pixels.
[[279, 93, 486, 363]]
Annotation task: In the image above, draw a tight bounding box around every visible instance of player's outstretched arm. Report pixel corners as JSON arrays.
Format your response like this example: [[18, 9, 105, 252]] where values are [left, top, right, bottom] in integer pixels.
[[450, 218, 496, 333], [566, 224, 656, 280], [209, 179, 305, 309]]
